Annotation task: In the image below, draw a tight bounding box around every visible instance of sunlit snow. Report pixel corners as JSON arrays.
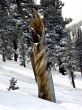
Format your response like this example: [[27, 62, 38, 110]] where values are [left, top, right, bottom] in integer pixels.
[[0, 56, 82, 110]]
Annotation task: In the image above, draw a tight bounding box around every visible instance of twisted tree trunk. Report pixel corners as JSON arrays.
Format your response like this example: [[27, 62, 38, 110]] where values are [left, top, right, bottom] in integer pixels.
[[30, 8, 56, 102], [32, 43, 56, 102]]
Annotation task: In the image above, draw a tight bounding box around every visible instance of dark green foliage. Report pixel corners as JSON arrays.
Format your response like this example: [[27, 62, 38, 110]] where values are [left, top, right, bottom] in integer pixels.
[[75, 28, 82, 75], [0, 0, 13, 61], [41, 0, 72, 69], [0, 0, 33, 62]]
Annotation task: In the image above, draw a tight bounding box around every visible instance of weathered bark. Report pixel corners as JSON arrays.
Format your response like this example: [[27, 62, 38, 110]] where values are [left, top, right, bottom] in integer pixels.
[[32, 43, 56, 102], [30, 9, 56, 102], [30, 52, 37, 82]]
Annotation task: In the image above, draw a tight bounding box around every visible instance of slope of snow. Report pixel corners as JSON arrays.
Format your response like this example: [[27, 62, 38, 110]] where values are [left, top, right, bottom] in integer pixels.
[[0, 58, 82, 110]]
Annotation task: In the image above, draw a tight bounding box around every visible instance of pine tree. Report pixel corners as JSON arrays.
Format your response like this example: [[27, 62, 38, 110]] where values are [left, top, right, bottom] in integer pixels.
[[9, 0, 36, 62], [0, 0, 13, 61], [76, 28, 82, 76], [65, 33, 76, 88], [19, 32, 28, 67], [41, 0, 72, 71]]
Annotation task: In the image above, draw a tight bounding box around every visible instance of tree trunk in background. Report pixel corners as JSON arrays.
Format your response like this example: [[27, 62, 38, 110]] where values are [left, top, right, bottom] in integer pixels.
[[80, 66, 82, 76], [2, 50, 6, 62], [70, 71, 76, 88], [32, 43, 56, 102], [58, 57, 65, 75], [14, 53, 18, 62], [22, 60, 26, 67], [16, 0, 25, 18], [13, 39, 18, 62], [59, 66, 66, 75]]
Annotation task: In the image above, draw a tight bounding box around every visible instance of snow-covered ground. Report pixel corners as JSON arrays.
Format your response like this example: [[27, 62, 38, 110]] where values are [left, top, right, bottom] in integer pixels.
[[0, 57, 82, 110]]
